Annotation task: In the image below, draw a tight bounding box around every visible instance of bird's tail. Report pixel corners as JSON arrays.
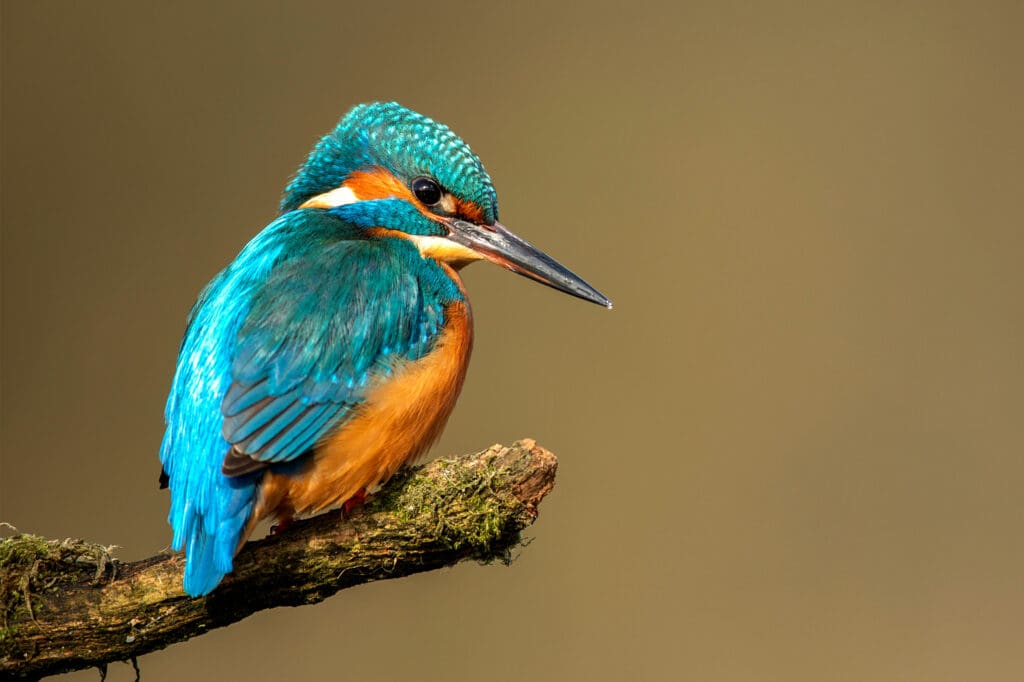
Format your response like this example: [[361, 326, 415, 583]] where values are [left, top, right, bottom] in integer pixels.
[[167, 465, 258, 597], [180, 513, 226, 597]]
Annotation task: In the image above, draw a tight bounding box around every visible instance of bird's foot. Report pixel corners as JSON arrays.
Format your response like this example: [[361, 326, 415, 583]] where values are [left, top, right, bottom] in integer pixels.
[[269, 516, 295, 535], [341, 488, 368, 517]]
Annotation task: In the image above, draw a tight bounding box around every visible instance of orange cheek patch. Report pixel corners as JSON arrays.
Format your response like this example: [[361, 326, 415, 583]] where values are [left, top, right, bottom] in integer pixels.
[[343, 168, 454, 227], [343, 168, 419, 205], [310, 167, 488, 226]]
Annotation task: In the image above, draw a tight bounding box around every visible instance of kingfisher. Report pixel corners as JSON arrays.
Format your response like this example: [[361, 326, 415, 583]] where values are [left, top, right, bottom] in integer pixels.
[[159, 102, 610, 597]]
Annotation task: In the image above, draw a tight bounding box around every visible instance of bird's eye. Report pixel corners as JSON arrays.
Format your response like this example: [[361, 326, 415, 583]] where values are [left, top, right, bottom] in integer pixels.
[[411, 177, 443, 206]]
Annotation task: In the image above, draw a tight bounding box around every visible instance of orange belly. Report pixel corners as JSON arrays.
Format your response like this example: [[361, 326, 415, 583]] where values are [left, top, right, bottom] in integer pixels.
[[246, 299, 473, 533]]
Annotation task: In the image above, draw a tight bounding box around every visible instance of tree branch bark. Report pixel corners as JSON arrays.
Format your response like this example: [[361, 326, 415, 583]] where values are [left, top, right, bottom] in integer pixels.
[[0, 439, 557, 680]]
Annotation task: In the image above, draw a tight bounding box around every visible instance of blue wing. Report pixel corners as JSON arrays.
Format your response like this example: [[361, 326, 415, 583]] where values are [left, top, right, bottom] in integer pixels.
[[159, 210, 451, 596], [220, 234, 446, 473]]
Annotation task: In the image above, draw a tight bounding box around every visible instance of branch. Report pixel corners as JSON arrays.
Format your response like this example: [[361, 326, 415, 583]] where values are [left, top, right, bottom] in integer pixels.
[[1, 439, 557, 679]]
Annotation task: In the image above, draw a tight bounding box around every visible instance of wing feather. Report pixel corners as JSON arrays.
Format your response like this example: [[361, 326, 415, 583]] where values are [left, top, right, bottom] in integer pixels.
[[219, 236, 449, 475]]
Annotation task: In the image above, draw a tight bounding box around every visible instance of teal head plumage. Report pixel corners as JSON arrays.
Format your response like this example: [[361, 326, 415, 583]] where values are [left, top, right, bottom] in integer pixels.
[[282, 102, 497, 222], [159, 102, 610, 597]]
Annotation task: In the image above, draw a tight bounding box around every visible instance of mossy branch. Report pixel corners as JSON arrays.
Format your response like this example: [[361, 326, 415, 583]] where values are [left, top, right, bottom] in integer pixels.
[[0, 439, 557, 680]]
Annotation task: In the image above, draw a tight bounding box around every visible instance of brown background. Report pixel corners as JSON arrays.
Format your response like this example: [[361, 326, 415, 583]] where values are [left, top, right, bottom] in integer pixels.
[[3, 1, 1023, 680]]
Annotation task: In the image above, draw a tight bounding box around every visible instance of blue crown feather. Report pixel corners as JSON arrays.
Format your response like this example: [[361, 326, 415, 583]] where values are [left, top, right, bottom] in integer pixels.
[[280, 102, 498, 223]]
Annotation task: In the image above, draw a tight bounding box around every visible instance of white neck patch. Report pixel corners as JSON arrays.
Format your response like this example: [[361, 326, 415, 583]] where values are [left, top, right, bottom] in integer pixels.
[[299, 185, 360, 209], [406, 235, 484, 266]]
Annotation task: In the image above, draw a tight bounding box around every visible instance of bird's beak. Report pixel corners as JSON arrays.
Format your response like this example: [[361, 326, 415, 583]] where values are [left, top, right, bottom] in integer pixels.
[[446, 219, 612, 308]]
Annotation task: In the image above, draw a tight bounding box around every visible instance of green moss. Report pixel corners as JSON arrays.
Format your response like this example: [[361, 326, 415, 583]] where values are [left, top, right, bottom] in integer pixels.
[[0, 535, 113, 636], [2, 536, 51, 628], [370, 458, 521, 559]]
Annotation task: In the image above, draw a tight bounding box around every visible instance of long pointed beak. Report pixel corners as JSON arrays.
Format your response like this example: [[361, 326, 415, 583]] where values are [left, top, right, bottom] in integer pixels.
[[446, 220, 612, 308]]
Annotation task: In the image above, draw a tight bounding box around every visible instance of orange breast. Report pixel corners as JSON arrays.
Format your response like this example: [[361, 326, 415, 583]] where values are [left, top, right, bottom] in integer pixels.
[[249, 297, 473, 527]]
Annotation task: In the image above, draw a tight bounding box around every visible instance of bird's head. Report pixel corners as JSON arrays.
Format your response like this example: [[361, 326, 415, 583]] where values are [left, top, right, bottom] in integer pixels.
[[281, 102, 610, 308]]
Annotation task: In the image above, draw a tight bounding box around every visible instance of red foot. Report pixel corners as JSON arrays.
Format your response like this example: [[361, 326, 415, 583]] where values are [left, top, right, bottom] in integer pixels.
[[270, 516, 295, 535], [342, 488, 368, 517]]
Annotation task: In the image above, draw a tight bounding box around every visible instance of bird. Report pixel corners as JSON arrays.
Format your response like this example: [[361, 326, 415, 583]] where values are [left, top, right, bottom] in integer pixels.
[[159, 102, 611, 597]]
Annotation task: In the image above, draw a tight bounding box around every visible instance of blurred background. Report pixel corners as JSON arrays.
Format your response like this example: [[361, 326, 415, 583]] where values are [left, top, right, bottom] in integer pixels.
[[3, 1, 1023, 680]]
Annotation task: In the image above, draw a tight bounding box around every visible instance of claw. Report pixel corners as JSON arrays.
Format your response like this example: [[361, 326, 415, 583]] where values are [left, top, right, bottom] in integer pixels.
[[269, 516, 295, 535], [342, 488, 368, 517]]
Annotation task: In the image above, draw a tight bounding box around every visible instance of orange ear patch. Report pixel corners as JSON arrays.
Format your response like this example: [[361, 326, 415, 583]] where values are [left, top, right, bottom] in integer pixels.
[[343, 168, 418, 204], [352, 169, 486, 224], [299, 166, 490, 227]]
